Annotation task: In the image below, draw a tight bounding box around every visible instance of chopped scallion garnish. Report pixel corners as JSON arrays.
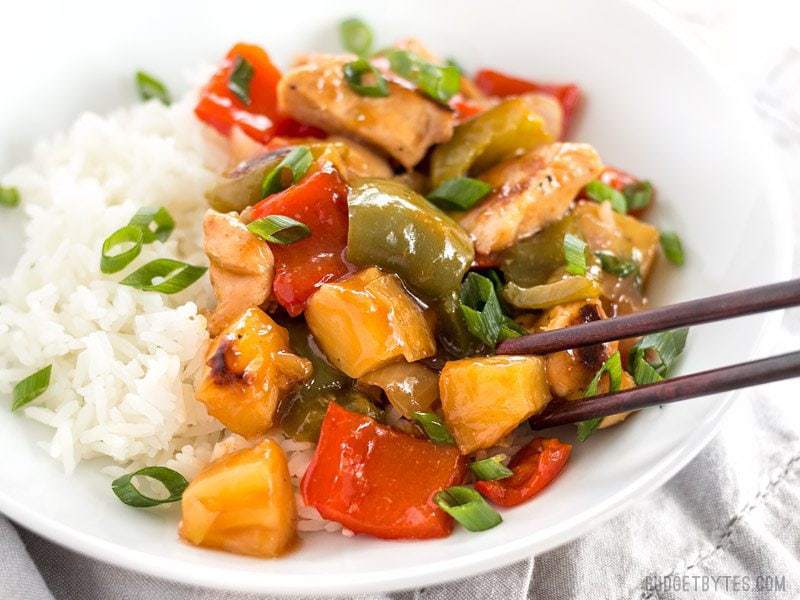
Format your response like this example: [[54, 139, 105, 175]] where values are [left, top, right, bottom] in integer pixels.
[[434, 486, 502, 532], [11, 365, 52, 411], [629, 328, 689, 385], [563, 233, 588, 276], [445, 57, 464, 76], [459, 272, 521, 348], [0, 186, 20, 208], [261, 146, 314, 197], [100, 225, 145, 274], [383, 49, 460, 104], [470, 455, 513, 481], [584, 180, 627, 214], [247, 215, 311, 245], [622, 180, 653, 211], [128, 206, 175, 243], [576, 351, 623, 441], [427, 177, 492, 211], [135, 71, 171, 105], [595, 251, 639, 279], [228, 56, 255, 105], [119, 259, 207, 294], [342, 59, 390, 98], [339, 17, 374, 56], [413, 411, 455, 445], [660, 231, 684, 266], [111, 466, 188, 507]]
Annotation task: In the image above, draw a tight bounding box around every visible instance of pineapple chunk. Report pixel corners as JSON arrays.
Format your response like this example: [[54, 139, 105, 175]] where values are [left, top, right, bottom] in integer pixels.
[[440, 356, 551, 454], [197, 308, 311, 438], [179, 439, 296, 557], [305, 267, 436, 378]]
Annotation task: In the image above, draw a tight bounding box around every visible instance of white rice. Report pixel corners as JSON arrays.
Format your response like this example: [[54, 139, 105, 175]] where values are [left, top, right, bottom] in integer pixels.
[[0, 88, 333, 532]]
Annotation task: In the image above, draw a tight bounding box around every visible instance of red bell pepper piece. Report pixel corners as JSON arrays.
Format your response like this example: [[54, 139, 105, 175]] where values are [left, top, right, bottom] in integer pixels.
[[301, 403, 467, 539], [475, 438, 571, 507], [249, 169, 353, 316], [474, 69, 581, 137], [195, 43, 325, 144]]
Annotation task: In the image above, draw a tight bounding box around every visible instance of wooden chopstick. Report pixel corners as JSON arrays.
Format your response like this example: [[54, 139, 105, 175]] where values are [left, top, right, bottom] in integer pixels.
[[527, 350, 800, 430], [497, 278, 800, 356]]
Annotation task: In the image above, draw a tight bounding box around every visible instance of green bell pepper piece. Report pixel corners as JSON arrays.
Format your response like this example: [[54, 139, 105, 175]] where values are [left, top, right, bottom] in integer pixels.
[[347, 178, 474, 301], [430, 97, 552, 188]]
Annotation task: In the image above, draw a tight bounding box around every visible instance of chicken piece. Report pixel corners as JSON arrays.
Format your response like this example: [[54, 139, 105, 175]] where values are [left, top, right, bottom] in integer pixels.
[[323, 135, 393, 179], [520, 92, 564, 140], [197, 307, 312, 438], [460, 142, 603, 255], [278, 54, 455, 169], [540, 299, 619, 398], [203, 210, 274, 336]]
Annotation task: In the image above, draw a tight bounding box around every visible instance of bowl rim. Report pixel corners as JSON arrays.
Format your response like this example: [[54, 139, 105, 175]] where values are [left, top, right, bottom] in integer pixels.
[[0, 0, 794, 595]]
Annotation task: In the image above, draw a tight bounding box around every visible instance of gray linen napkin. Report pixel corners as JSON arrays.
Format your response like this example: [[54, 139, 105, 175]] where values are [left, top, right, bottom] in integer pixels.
[[3, 2, 800, 599]]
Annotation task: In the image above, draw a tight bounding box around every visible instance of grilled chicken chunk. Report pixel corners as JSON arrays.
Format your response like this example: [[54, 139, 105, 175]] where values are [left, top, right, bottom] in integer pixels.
[[540, 299, 618, 399], [203, 210, 274, 335], [460, 142, 603, 255], [277, 55, 455, 169]]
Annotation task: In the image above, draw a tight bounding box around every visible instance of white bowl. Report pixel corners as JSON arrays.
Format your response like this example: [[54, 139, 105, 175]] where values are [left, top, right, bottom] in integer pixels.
[[0, 0, 792, 595]]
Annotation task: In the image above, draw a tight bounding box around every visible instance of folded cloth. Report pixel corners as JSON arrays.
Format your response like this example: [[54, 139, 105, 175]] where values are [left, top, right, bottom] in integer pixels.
[[2, 3, 800, 599]]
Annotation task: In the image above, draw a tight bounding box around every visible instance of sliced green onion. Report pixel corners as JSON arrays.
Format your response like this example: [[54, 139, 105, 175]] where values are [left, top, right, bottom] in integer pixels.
[[0, 186, 20, 208], [119, 259, 207, 294], [339, 17, 373, 56], [135, 71, 171, 105], [563, 233, 588, 276], [446, 57, 464, 76], [629, 328, 689, 383], [342, 59, 390, 98], [622, 180, 653, 211], [128, 206, 175, 243], [470, 455, 513, 481], [595, 251, 639, 279], [413, 411, 455, 445], [111, 466, 188, 508], [660, 231, 684, 266], [577, 351, 623, 442], [503, 277, 601, 310], [261, 146, 314, 197], [247, 215, 311, 245], [384, 49, 460, 104], [427, 177, 492, 211], [434, 486, 502, 532], [228, 56, 254, 105], [459, 272, 519, 348], [100, 225, 144, 274], [11, 365, 52, 411], [584, 180, 627, 214]]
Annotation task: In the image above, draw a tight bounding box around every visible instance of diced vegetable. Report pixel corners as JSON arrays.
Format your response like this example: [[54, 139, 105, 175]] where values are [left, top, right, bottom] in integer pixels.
[[11, 365, 52, 411], [339, 17, 374, 56], [260, 146, 313, 197], [347, 178, 474, 301], [596, 166, 654, 213], [576, 351, 623, 441], [434, 486, 502, 532], [563, 233, 588, 276], [343, 59, 390, 97], [660, 231, 685, 266], [629, 328, 689, 383], [473, 69, 581, 136], [439, 356, 551, 454], [383, 48, 461, 105], [572, 202, 660, 279], [112, 466, 187, 508], [301, 403, 467, 539], [119, 259, 207, 295], [474, 438, 571, 507], [179, 440, 296, 557], [470, 456, 513, 481], [359, 362, 438, 419], [248, 215, 310, 245], [503, 277, 601, 310], [305, 268, 436, 378], [459, 272, 524, 348], [195, 43, 322, 145], [431, 290, 487, 358], [0, 186, 21, 208], [430, 98, 551, 187], [499, 217, 574, 287], [413, 411, 456, 444], [197, 308, 311, 438], [250, 169, 352, 316], [206, 148, 292, 213], [427, 177, 492, 212], [583, 180, 627, 214], [135, 71, 171, 105]]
